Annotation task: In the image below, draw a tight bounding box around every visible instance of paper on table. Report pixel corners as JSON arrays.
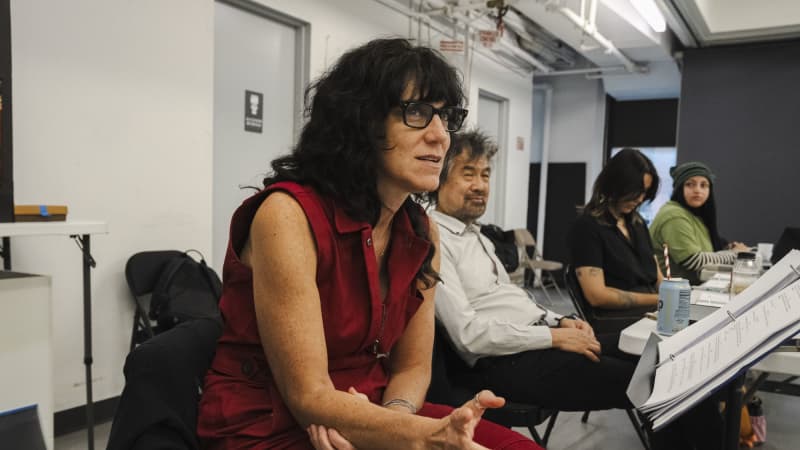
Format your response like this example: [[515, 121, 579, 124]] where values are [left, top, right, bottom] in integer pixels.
[[697, 277, 731, 292], [690, 289, 729, 307]]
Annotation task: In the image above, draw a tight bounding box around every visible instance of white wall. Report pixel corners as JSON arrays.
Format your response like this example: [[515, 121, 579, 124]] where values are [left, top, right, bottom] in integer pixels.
[[11, 0, 214, 410], [536, 76, 606, 203], [466, 52, 533, 229], [9, 0, 534, 412]]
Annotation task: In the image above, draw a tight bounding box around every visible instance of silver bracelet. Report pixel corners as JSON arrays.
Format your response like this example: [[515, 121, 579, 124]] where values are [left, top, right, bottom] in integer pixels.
[[382, 398, 418, 414]]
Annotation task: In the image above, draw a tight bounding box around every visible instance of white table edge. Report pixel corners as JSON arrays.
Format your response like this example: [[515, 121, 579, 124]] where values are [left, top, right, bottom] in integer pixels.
[[0, 221, 108, 237], [619, 317, 800, 376]]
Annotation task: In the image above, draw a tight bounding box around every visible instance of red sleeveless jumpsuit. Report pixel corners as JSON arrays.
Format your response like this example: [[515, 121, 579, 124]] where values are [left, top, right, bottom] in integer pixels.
[[197, 182, 539, 449]]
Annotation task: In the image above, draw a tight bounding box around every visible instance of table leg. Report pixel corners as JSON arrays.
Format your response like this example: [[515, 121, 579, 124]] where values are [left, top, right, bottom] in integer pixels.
[[78, 234, 95, 450]]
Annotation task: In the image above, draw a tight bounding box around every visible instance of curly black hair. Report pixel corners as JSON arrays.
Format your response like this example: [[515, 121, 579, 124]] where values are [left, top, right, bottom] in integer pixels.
[[263, 38, 465, 288]]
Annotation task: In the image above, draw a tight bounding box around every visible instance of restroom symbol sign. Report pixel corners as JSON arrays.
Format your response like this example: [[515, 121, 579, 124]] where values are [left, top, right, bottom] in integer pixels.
[[245, 90, 263, 133]]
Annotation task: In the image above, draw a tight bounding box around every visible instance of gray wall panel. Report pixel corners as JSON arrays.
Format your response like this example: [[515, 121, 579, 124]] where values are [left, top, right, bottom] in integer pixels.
[[678, 40, 800, 245]]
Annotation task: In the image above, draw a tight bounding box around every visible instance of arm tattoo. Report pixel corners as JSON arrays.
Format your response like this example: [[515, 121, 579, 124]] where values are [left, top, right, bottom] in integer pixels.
[[576, 267, 602, 279], [612, 288, 636, 308]]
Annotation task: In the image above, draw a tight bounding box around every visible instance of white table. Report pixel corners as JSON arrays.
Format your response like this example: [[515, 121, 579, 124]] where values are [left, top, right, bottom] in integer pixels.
[[619, 316, 800, 377], [0, 221, 108, 450]]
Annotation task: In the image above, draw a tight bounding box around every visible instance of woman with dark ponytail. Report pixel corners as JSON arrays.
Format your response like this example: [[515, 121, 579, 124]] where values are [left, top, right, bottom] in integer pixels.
[[650, 162, 749, 285], [197, 38, 539, 450]]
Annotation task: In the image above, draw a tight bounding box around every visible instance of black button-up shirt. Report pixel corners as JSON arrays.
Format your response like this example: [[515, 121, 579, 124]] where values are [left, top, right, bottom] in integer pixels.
[[567, 211, 658, 293]]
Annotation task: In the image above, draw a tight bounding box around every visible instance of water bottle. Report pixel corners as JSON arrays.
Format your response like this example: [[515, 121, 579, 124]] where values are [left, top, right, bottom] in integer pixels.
[[731, 252, 759, 296]]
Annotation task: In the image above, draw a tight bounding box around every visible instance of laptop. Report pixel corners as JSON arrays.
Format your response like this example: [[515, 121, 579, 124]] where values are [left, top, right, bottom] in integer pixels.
[[771, 227, 800, 265]]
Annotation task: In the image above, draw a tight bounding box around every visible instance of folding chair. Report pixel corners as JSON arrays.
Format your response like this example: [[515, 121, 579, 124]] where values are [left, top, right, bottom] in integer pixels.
[[513, 228, 564, 304], [125, 250, 185, 350], [428, 321, 559, 447]]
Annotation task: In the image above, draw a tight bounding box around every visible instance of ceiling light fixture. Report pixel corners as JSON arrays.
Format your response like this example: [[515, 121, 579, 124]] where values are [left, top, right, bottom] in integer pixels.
[[630, 0, 666, 32]]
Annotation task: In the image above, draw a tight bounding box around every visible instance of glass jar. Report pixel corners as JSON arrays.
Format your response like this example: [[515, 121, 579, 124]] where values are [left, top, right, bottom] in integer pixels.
[[731, 252, 759, 295]]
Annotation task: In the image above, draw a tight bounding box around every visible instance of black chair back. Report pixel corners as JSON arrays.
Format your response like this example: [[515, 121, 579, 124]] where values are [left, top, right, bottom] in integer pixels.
[[125, 250, 185, 297], [563, 264, 589, 320], [428, 321, 557, 446], [428, 321, 483, 405], [107, 317, 222, 450]]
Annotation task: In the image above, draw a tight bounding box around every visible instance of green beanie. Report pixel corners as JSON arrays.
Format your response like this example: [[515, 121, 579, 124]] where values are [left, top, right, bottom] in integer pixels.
[[670, 161, 715, 188]]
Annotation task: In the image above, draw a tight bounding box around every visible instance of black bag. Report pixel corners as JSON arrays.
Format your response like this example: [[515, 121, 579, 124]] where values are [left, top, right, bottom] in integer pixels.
[[149, 250, 222, 331], [480, 224, 519, 273]]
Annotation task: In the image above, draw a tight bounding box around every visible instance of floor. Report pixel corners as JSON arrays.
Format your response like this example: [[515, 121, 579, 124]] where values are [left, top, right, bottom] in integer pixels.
[[55, 286, 800, 449]]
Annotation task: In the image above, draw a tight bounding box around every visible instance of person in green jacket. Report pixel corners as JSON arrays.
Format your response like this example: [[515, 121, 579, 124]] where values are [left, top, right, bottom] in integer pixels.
[[650, 162, 749, 284]]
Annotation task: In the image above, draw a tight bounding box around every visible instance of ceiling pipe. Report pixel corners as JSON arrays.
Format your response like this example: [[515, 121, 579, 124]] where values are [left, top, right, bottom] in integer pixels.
[[422, 0, 554, 72], [495, 35, 553, 72], [371, 0, 535, 76], [546, 0, 647, 73], [501, 9, 576, 67], [588, 0, 599, 32], [534, 65, 628, 77]]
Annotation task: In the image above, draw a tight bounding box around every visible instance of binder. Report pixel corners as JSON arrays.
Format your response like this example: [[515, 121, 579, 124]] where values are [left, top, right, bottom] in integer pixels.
[[627, 250, 800, 430]]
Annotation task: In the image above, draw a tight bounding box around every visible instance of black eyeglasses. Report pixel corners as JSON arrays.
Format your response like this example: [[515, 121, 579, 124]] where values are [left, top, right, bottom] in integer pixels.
[[399, 101, 468, 132]]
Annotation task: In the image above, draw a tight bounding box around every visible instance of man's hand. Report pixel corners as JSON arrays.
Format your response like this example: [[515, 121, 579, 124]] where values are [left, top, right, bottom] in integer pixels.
[[550, 327, 601, 362], [559, 317, 595, 338]]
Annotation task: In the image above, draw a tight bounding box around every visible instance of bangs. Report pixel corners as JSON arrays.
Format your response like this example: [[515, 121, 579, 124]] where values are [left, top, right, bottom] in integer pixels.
[[343, 40, 464, 122], [405, 54, 464, 106]]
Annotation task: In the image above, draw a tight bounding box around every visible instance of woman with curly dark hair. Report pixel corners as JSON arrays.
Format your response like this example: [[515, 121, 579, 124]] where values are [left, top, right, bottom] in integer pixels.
[[197, 38, 539, 450]]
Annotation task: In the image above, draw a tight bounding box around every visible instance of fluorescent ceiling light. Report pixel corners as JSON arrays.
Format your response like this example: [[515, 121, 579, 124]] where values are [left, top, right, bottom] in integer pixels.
[[630, 0, 666, 32]]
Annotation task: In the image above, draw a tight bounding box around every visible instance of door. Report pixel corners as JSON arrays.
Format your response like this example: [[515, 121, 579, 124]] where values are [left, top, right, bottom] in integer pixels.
[[477, 90, 508, 227], [213, 1, 307, 271]]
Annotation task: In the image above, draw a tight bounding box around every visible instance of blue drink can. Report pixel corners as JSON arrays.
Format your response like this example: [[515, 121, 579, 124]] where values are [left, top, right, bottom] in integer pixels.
[[656, 278, 691, 335]]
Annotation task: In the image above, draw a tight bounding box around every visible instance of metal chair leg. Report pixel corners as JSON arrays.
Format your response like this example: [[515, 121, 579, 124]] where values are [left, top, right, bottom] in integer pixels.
[[536, 273, 554, 305], [581, 410, 590, 423], [541, 411, 559, 446], [528, 426, 544, 446], [549, 274, 565, 301]]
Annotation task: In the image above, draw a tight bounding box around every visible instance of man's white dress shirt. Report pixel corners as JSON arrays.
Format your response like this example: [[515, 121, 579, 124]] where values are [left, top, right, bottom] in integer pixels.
[[432, 210, 563, 366]]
